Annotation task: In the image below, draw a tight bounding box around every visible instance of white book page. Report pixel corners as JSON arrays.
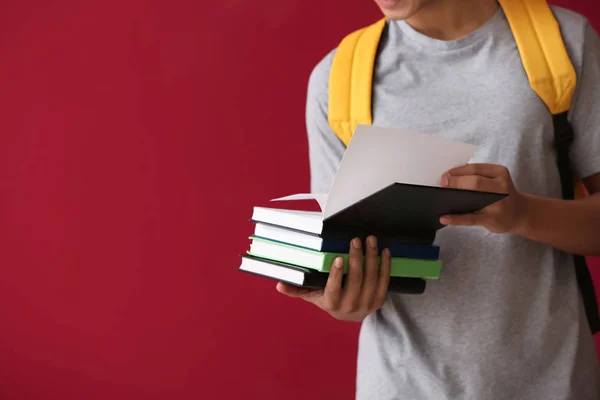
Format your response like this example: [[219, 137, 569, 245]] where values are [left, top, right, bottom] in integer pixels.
[[271, 125, 475, 219], [271, 193, 328, 213]]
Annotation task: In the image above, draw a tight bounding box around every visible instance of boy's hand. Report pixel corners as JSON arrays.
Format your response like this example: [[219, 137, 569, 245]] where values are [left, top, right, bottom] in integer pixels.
[[439, 163, 527, 234], [276, 236, 391, 322]]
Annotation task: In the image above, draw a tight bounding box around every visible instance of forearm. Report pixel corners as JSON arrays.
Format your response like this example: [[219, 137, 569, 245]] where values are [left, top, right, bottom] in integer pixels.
[[514, 193, 600, 256]]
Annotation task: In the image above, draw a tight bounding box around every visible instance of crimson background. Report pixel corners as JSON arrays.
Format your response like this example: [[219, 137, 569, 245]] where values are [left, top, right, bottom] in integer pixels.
[[0, 1, 598, 399]]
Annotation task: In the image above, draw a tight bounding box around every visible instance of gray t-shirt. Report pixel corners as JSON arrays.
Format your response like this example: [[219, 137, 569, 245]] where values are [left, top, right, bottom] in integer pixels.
[[305, 6, 600, 400]]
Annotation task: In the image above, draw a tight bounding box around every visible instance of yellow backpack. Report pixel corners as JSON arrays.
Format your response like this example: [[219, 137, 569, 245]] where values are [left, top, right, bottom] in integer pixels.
[[326, 0, 599, 334]]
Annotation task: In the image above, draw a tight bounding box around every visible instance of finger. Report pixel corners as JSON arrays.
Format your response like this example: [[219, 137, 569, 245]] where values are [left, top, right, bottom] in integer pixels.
[[322, 257, 344, 311], [340, 237, 364, 310], [445, 175, 502, 193], [374, 248, 391, 308], [440, 213, 483, 227], [276, 282, 321, 301], [359, 236, 380, 308], [445, 164, 508, 179]]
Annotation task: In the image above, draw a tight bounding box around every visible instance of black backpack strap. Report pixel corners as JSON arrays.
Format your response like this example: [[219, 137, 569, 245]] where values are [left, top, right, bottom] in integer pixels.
[[553, 112, 600, 335]]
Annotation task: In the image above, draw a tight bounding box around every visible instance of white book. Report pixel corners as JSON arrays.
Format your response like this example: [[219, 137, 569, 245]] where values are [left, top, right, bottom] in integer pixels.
[[253, 222, 325, 250]]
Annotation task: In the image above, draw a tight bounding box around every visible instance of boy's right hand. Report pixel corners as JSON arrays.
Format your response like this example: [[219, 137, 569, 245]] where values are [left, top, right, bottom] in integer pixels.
[[276, 236, 391, 322]]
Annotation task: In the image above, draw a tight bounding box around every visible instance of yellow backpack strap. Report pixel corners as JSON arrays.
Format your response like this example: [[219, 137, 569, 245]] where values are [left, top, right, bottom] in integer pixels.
[[500, 0, 586, 198], [499, 0, 576, 115], [502, 0, 600, 335], [328, 18, 386, 146]]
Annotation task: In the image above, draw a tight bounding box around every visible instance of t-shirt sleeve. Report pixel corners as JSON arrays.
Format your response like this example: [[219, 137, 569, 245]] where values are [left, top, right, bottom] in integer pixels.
[[305, 49, 346, 194], [569, 22, 600, 181]]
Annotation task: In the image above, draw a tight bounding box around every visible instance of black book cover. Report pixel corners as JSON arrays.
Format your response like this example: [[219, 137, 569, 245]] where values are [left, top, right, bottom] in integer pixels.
[[320, 182, 507, 243]]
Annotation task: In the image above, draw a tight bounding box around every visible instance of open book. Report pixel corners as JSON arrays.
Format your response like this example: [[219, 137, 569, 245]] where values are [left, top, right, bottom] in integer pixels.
[[252, 125, 507, 243]]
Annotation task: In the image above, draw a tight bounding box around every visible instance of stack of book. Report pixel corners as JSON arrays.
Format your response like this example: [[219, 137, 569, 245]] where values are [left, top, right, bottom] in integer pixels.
[[240, 202, 442, 294], [238, 125, 506, 294], [238, 181, 505, 294]]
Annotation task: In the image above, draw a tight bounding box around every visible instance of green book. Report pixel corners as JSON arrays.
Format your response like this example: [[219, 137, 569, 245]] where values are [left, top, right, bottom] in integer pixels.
[[247, 236, 441, 279]]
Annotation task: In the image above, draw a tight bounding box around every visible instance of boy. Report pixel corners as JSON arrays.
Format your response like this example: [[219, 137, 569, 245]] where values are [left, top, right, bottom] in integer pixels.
[[277, 0, 600, 398]]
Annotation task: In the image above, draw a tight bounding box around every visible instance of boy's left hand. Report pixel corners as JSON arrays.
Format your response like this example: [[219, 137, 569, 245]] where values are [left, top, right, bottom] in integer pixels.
[[439, 163, 527, 234]]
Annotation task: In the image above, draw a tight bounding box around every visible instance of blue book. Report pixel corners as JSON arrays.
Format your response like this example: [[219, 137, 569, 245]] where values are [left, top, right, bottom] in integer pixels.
[[252, 222, 440, 260]]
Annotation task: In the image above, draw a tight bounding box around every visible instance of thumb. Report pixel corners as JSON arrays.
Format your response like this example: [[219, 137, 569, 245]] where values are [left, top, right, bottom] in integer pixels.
[[440, 213, 483, 227]]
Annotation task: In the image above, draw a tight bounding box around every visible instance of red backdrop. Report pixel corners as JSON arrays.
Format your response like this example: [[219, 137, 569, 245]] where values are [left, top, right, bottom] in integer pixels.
[[0, 1, 598, 399]]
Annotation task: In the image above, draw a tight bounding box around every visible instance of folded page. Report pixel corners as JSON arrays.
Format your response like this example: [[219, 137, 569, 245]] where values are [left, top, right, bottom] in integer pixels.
[[271, 193, 328, 212]]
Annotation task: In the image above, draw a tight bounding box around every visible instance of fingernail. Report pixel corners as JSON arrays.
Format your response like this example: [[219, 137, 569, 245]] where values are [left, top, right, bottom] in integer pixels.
[[382, 248, 390, 259], [441, 174, 449, 187], [334, 257, 343, 269], [351, 238, 362, 249], [368, 236, 377, 248], [440, 216, 450, 224]]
